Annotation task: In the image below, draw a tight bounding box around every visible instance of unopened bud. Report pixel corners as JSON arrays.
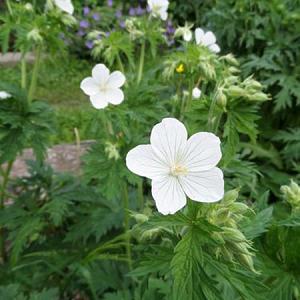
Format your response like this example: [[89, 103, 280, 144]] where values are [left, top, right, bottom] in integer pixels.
[[226, 86, 245, 97], [216, 89, 227, 110], [223, 189, 239, 204], [220, 54, 239, 66], [24, 3, 33, 11], [248, 92, 270, 102], [27, 28, 43, 43]]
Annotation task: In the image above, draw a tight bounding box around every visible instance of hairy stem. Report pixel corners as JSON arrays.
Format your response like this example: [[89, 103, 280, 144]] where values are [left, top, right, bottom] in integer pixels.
[[0, 160, 14, 263], [137, 179, 144, 210], [137, 40, 145, 84], [122, 183, 132, 270], [28, 46, 42, 103], [116, 53, 125, 74], [21, 52, 27, 89], [6, 0, 12, 15]]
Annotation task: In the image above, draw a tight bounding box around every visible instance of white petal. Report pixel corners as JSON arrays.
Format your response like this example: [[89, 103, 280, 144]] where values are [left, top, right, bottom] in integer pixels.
[[195, 28, 204, 45], [92, 64, 110, 85], [209, 43, 221, 53], [152, 176, 186, 215], [183, 30, 192, 42], [80, 77, 99, 96], [160, 10, 168, 21], [150, 118, 187, 166], [182, 132, 222, 172], [90, 92, 108, 109], [202, 31, 216, 46], [192, 87, 201, 99], [54, 0, 74, 14], [179, 168, 224, 202], [105, 88, 124, 105], [107, 71, 126, 88], [126, 145, 169, 180]]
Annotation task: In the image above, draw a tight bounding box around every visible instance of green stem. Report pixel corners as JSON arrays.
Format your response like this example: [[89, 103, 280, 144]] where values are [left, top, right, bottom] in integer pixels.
[[28, 46, 42, 103], [137, 40, 145, 84], [122, 183, 132, 270], [185, 79, 194, 112], [6, 0, 12, 15], [0, 160, 14, 263], [21, 53, 27, 89], [137, 179, 144, 210], [116, 53, 125, 74]]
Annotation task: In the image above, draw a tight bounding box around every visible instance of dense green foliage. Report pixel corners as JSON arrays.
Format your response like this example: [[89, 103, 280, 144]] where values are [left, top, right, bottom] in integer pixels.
[[0, 0, 299, 299]]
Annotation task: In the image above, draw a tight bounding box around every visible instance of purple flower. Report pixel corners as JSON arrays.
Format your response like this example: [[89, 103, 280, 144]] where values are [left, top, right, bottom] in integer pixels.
[[77, 29, 85, 37], [129, 7, 136, 16], [92, 12, 100, 21], [166, 24, 175, 35], [83, 6, 90, 16], [85, 40, 94, 49], [115, 9, 122, 18], [105, 31, 111, 37], [119, 20, 125, 28], [79, 20, 90, 29], [107, 0, 113, 7], [136, 5, 144, 15]]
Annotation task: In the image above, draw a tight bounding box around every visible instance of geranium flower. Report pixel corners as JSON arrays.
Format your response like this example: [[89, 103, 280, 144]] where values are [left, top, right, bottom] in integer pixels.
[[148, 0, 169, 21], [175, 23, 193, 42], [0, 91, 12, 99], [192, 87, 201, 99], [126, 118, 224, 215], [195, 28, 220, 53], [80, 64, 126, 109], [54, 0, 74, 15]]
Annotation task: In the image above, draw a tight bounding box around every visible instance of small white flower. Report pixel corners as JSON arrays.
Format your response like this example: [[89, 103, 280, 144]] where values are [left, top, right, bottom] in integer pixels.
[[0, 91, 12, 99], [54, 0, 74, 15], [148, 0, 169, 21], [126, 118, 224, 215], [195, 28, 220, 53], [174, 23, 193, 42], [192, 87, 201, 99], [80, 64, 126, 109]]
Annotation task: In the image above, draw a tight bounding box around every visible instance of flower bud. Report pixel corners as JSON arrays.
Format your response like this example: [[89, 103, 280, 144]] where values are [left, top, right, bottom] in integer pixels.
[[104, 142, 120, 161], [216, 89, 227, 111], [223, 189, 239, 204], [24, 3, 34, 11], [223, 227, 246, 243], [248, 92, 270, 102], [61, 14, 77, 26], [226, 86, 245, 97], [141, 228, 161, 240], [220, 54, 239, 66], [228, 66, 240, 74], [27, 28, 43, 43], [132, 213, 149, 224], [281, 180, 300, 208]]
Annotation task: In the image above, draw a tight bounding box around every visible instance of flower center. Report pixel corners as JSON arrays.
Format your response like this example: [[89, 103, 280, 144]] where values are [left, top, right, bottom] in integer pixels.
[[170, 164, 188, 177]]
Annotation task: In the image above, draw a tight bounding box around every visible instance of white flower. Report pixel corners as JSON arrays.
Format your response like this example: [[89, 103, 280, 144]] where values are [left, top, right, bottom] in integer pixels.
[[192, 87, 201, 99], [148, 0, 169, 21], [126, 118, 224, 215], [0, 91, 12, 99], [195, 28, 220, 53], [54, 0, 74, 15], [174, 23, 193, 42], [80, 64, 126, 109]]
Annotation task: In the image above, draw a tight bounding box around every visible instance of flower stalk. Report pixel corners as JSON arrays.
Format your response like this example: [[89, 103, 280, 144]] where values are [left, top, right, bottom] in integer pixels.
[[122, 183, 132, 270], [21, 52, 27, 89], [28, 46, 42, 103], [0, 160, 14, 263], [6, 0, 13, 15], [137, 40, 145, 84]]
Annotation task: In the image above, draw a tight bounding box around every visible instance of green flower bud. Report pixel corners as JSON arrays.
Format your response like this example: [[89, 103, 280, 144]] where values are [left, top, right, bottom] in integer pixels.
[[248, 92, 270, 102], [27, 28, 43, 43], [231, 202, 249, 214], [104, 142, 120, 161], [132, 213, 149, 224], [141, 228, 161, 240], [24, 3, 34, 11], [223, 227, 246, 243], [226, 86, 245, 97], [220, 54, 239, 66], [228, 66, 240, 74], [281, 180, 300, 209], [238, 253, 257, 273], [223, 189, 239, 204], [216, 89, 227, 111], [61, 14, 77, 26]]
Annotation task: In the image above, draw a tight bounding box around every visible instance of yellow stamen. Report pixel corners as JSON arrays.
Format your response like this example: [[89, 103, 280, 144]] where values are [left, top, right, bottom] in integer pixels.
[[170, 165, 188, 176]]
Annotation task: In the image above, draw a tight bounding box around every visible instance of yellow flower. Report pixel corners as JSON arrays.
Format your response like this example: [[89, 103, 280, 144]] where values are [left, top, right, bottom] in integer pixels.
[[176, 64, 184, 73]]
